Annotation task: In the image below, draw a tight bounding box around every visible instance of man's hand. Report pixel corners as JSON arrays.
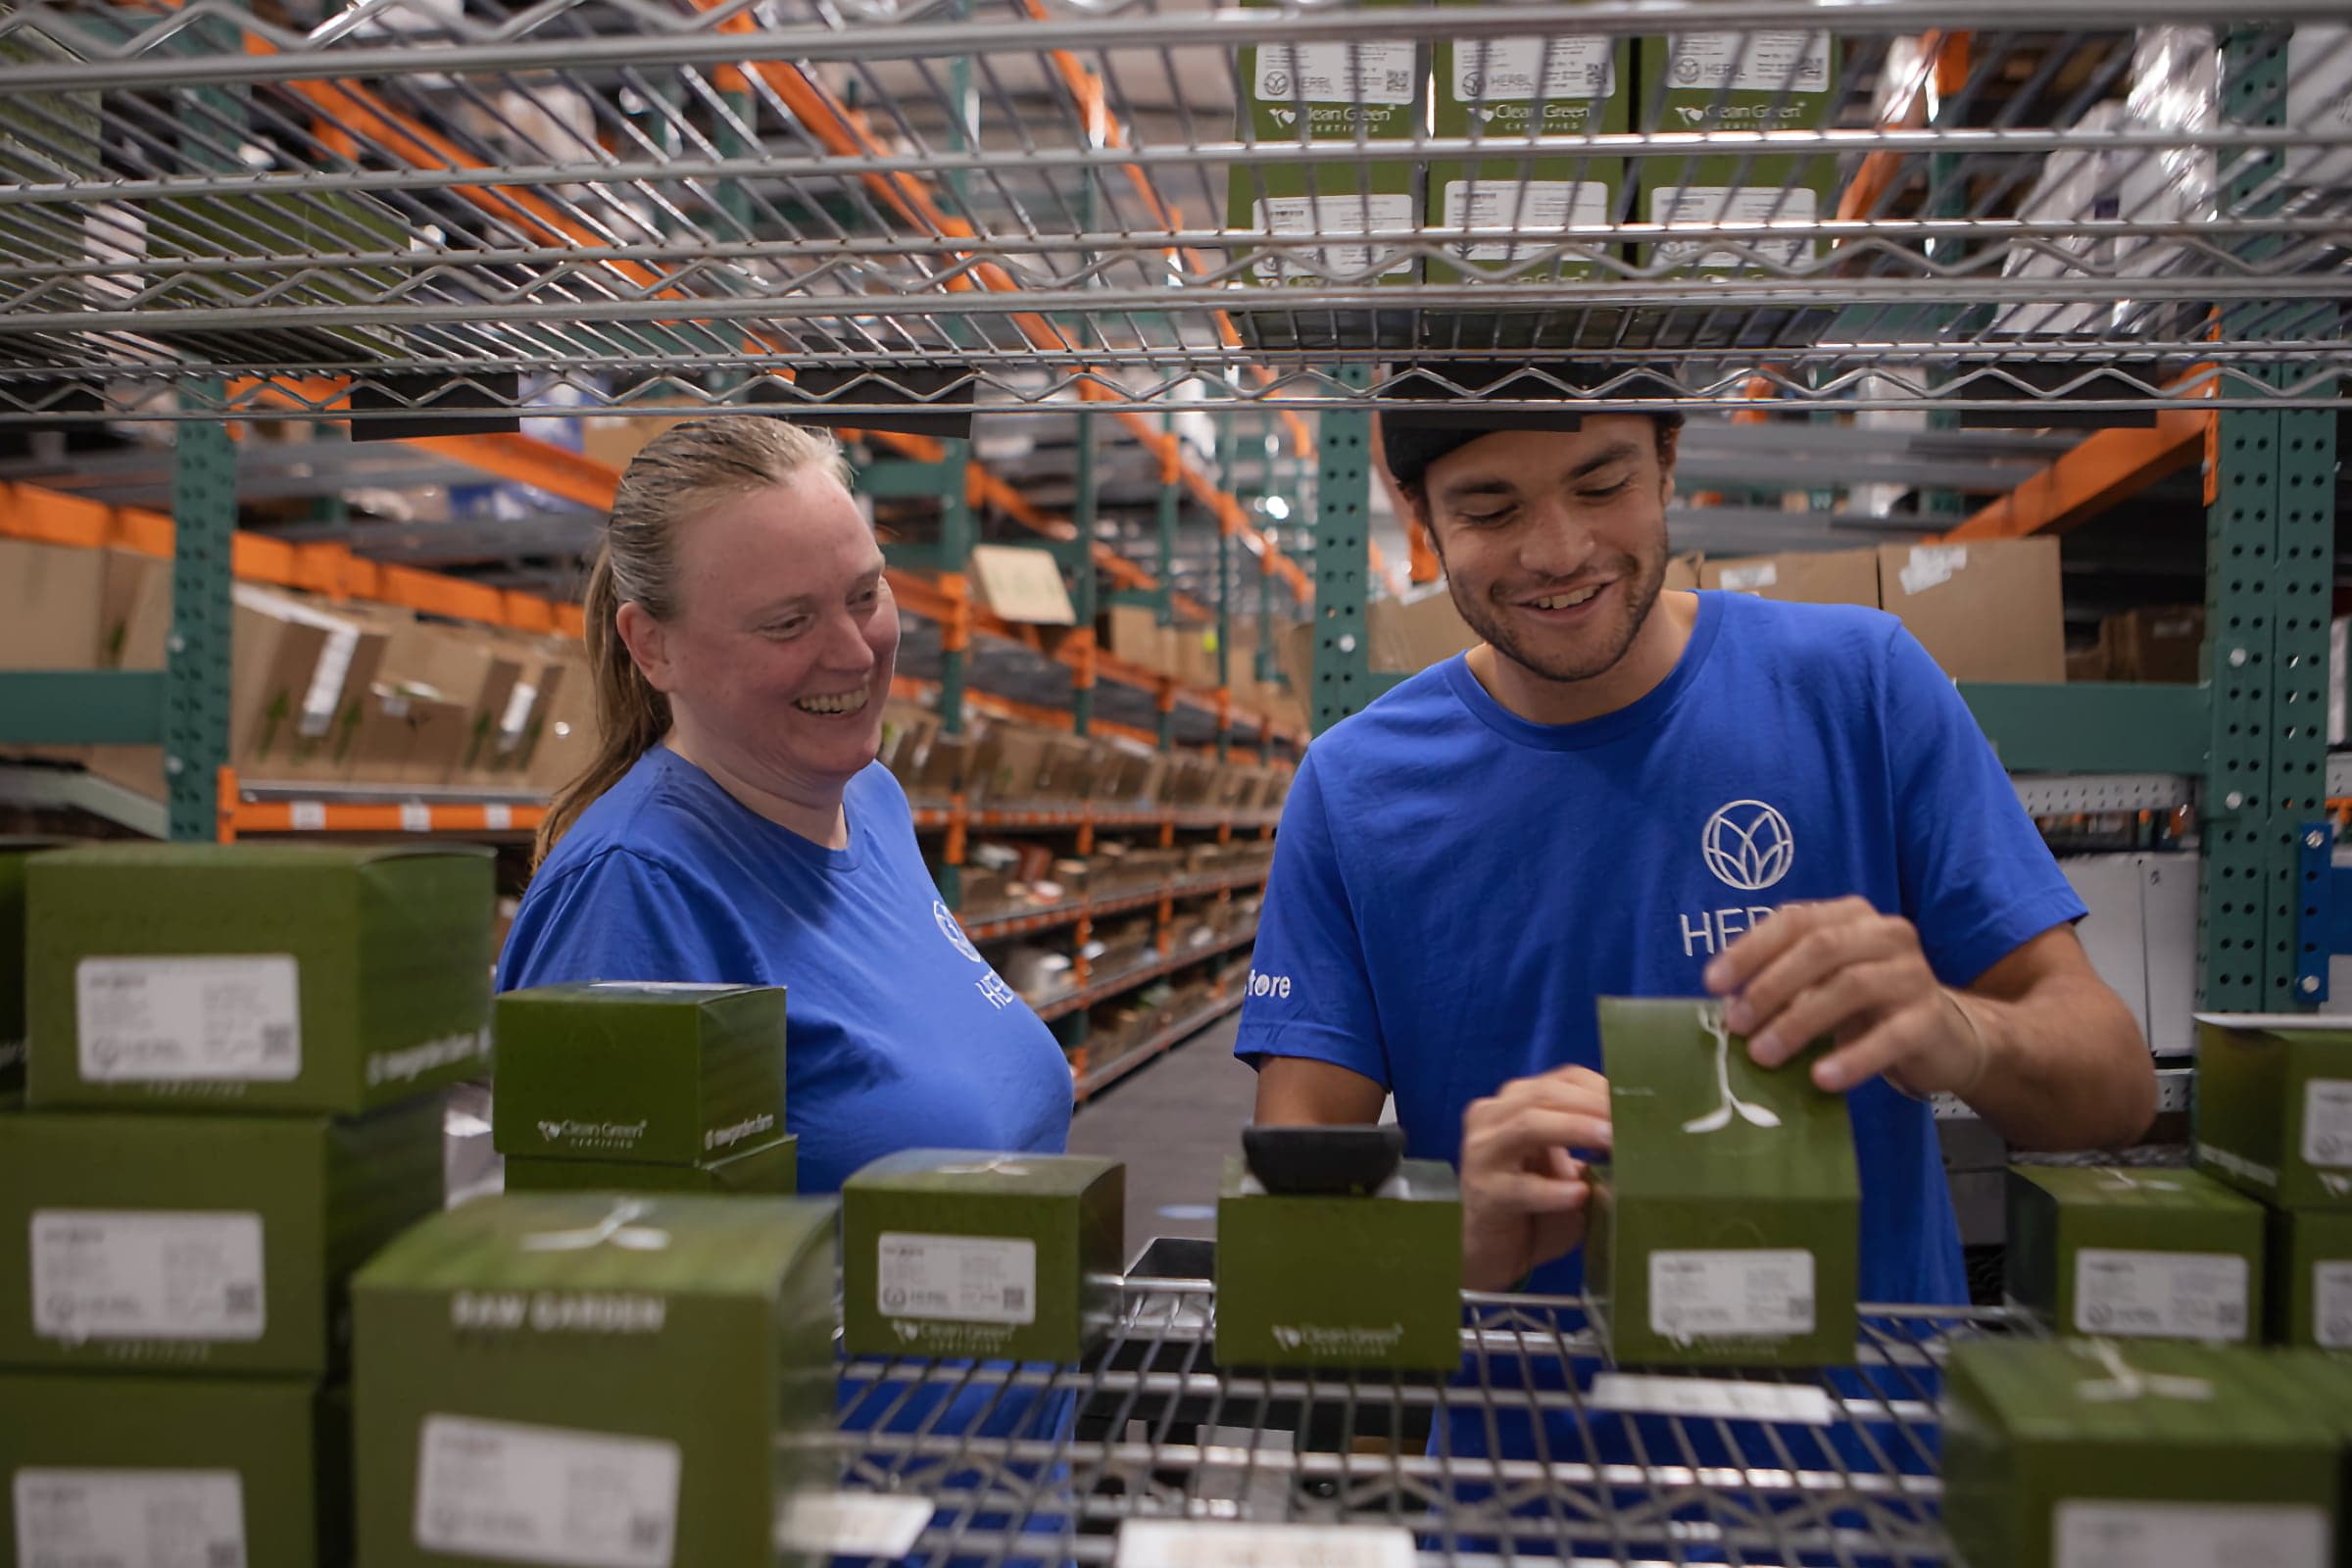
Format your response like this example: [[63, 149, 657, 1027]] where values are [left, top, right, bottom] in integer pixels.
[[1459, 1065, 1611, 1292], [1704, 896, 1986, 1100]]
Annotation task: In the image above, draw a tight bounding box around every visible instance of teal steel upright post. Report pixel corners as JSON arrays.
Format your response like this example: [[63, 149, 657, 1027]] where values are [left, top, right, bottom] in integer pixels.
[[167, 402, 235, 841], [1311, 366, 1375, 735]]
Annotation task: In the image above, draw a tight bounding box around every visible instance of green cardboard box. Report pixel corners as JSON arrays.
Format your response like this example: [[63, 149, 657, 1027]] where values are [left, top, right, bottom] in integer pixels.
[[0, 1102, 443, 1376], [1215, 1155, 1463, 1371], [1941, 1339, 2340, 1568], [504, 1135, 799, 1197], [2006, 1164, 2265, 1343], [842, 1150, 1123, 1362], [2196, 1012, 2352, 1208], [2269, 1206, 2352, 1350], [0, 1372, 350, 1568], [1587, 997, 1860, 1367], [492, 983, 787, 1165], [0, 839, 62, 1102], [353, 1194, 838, 1568], [26, 844, 494, 1115]]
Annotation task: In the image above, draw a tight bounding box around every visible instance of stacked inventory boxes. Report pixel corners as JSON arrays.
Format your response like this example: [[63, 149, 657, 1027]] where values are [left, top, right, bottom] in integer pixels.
[[0, 843, 493, 1568], [494, 983, 797, 1196]]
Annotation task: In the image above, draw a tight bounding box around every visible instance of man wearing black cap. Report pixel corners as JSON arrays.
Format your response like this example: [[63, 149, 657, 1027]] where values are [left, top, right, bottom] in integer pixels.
[[1233, 403, 2155, 1324]]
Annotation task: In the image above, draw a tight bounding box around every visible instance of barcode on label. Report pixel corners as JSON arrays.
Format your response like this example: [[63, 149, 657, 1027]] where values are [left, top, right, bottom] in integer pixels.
[[223, 1285, 261, 1319], [260, 1026, 296, 1061], [209, 1540, 244, 1568], [630, 1514, 666, 1550], [1004, 1287, 1027, 1312]]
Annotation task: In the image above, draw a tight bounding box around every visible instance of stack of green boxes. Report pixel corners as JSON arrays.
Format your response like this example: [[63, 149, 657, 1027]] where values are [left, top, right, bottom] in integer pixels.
[[2004, 1163, 2266, 1343], [0, 843, 494, 1568], [0, 838, 56, 1114], [494, 982, 797, 1196], [2194, 1013, 2352, 1350]]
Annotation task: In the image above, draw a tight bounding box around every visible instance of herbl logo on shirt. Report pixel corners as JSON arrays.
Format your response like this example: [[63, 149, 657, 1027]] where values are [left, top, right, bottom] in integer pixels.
[[1681, 799, 1796, 957]]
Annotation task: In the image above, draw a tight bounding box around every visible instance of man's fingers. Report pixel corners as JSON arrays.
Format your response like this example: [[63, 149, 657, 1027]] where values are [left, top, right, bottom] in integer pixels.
[[1744, 957, 1914, 1068], [1812, 1005, 1936, 1095], [1468, 1170, 1591, 1215], [1704, 896, 1880, 999], [1464, 1107, 1611, 1163], [1722, 911, 1913, 1042]]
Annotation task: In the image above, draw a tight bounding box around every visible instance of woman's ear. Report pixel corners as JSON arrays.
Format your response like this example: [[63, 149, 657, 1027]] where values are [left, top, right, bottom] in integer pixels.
[[613, 601, 676, 695]]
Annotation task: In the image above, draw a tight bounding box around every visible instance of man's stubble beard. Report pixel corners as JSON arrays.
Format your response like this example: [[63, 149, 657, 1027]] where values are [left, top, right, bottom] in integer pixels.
[[1445, 533, 1671, 686]]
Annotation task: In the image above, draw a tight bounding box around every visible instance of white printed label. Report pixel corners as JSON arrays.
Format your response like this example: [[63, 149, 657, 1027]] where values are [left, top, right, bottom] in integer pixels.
[[31, 1210, 267, 1345], [1590, 1372, 1835, 1425], [289, 802, 327, 832], [2074, 1250, 2249, 1341], [75, 956, 301, 1084], [2301, 1079, 2352, 1166], [299, 624, 362, 738], [1254, 42, 1418, 106], [400, 804, 433, 833], [1667, 31, 1831, 95], [1649, 186, 1818, 270], [2054, 1500, 2328, 1568], [1251, 194, 1415, 280], [1719, 563, 1780, 593], [2314, 1261, 2352, 1349], [773, 1493, 933, 1558], [1452, 36, 1615, 102], [1440, 179, 1611, 261], [498, 681, 540, 749], [1648, 1249, 1816, 1341], [484, 804, 514, 831], [14, 1469, 246, 1568], [415, 1415, 680, 1568], [1116, 1521, 1415, 1568], [877, 1233, 1036, 1325], [1900, 545, 1970, 597]]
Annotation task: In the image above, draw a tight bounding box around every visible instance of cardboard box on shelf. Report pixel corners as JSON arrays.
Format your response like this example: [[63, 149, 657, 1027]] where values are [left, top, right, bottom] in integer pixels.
[[504, 1135, 799, 1197], [2268, 1205, 2352, 1349], [2005, 1164, 2265, 1342], [1369, 588, 1481, 675], [492, 983, 787, 1167], [0, 1372, 348, 1568], [353, 1194, 838, 1568], [2066, 643, 2111, 683], [1700, 549, 1881, 609], [2195, 1013, 2352, 1209], [973, 724, 1059, 805], [2102, 606, 2206, 684], [1105, 605, 1176, 677], [25, 843, 494, 1115], [524, 646, 597, 796], [0, 1101, 443, 1375], [1587, 998, 1860, 1367], [1877, 539, 2065, 683], [841, 1150, 1124, 1362], [0, 538, 107, 681], [969, 544, 1076, 626]]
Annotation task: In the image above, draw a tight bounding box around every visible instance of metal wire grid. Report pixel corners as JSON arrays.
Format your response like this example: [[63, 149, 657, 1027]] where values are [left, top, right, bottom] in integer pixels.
[[0, 0, 2347, 417], [812, 1282, 2023, 1566]]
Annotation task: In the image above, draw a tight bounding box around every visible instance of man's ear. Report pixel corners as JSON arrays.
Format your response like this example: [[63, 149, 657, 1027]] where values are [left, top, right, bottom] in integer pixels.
[[614, 601, 677, 695], [1657, 424, 1682, 505]]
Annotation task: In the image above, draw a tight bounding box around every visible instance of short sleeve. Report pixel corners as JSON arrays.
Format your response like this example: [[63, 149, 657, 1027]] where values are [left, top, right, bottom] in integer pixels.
[[1232, 755, 1391, 1087], [496, 849, 765, 993], [1880, 625, 2086, 986]]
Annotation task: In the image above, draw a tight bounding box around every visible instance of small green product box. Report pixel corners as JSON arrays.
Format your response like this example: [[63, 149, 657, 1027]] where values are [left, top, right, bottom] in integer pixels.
[[492, 983, 787, 1166], [1941, 1339, 2340, 1568], [842, 1150, 1124, 1362], [0, 1102, 443, 1376], [354, 1194, 838, 1568], [2269, 1205, 2352, 1350], [0, 838, 64, 1101], [0, 1372, 350, 1568], [504, 1134, 799, 1196], [1214, 1156, 1463, 1372], [2005, 1164, 2265, 1343], [1586, 998, 1860, 1367], [2196, 1012, 2352, 1208], [26, 843, 494, 1115]]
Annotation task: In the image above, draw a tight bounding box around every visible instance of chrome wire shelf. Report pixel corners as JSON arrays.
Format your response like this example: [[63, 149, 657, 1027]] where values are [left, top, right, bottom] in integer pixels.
[[2, 0, 2348, 416], [805, 1282, 2027, 1566]]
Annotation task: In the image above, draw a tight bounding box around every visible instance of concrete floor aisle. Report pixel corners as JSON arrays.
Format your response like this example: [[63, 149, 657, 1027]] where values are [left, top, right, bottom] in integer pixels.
[[1067, 1013, 1256, 1253]]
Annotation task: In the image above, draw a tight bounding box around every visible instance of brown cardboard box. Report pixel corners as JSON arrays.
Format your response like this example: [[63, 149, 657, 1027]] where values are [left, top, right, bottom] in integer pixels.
[[1664, 551, 1704, 593], [969, 545, 1077, 626], [2102, 606, 2206, 684], [524, 648, 597, 795], [910, 733, 973, 798], [1369, 589, 1481, 674], [1701, 549, 1882, 609], [1877, 539, 2065, 684], [2066, 644, 2111, 684], [97, 549, 167, 668], [0, 540, 109, 765], [973, 724, 1056, 804], [372, 622, 528, 788], [1107, 606, 1176, 677], [1173, 624, 1222, 691]]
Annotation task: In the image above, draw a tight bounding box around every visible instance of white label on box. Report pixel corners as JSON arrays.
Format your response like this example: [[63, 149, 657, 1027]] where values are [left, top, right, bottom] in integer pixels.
[[30, 1210, 267, 1345], [1899, 545, 1970, 597], [877, 1232, 1037, 1325], [2054, 1500, 2328, 1568], [1719, 563, 1780, 593], [1440, 179, 1611, 261], [289, 802, 328, 832], [773, 1492, 933, 1557], [2314, 1261, 2352, 1349], [415, 1414, 680, 1568], [299, 623, 362, 738], [1649, 186, 1818, 270], [400, 804, 433, 833], [484, 804, 514, 831], [1453, 36, 1614, 102], [2074, 1250, 2249, 1341], [2301, 1078, 2352, 1166], [1648, 1249, 1816, 1342], [1254, 42, 1418, 106], [1668, 31, 1831, 94], [1116, 1520, 1416, 1568], [1251, 194, 1415, 280], [75, 956, 301, 1083], [14, 1468, 246, 1568], [1590, 1372, 1835, 1425]]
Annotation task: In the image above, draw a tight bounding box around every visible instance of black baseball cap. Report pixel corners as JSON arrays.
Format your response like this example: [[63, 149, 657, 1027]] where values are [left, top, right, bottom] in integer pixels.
[[1378, 362, 1686, 491]]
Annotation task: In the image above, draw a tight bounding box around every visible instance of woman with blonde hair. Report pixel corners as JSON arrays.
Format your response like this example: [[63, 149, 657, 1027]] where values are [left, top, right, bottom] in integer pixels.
[[496, 415, 1074, 1195]]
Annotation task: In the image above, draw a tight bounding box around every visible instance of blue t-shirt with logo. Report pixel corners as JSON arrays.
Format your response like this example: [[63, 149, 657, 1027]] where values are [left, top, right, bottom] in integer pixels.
[[498, 748, 1074, 1193], [1235, 591, 2085, 1310]]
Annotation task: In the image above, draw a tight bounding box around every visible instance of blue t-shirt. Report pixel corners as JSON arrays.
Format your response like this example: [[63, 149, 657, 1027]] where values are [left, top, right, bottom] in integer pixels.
[[1235, 591, 2085, 1309], [498, 748, 1074, 1192]]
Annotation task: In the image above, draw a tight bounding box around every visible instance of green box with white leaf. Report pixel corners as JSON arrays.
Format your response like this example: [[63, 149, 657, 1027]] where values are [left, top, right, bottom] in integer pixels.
[[1586, 997, 1859, 1367], [2196, 1012, 2352, 1209], [503, 1135, 798, 1197], [2005, 1163, 2266, 1343], [2268, 1205, 2352, 1351]]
